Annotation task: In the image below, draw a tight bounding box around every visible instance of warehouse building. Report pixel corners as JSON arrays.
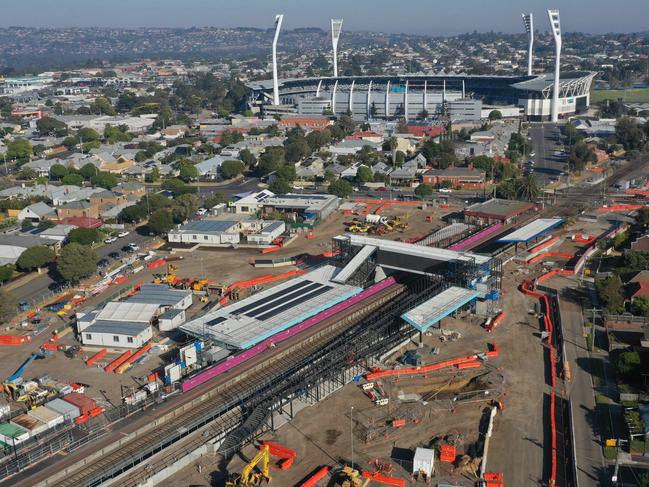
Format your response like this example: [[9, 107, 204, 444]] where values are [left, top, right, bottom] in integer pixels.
[[463, 198, 537, 226], [262, 193, 340, 225]]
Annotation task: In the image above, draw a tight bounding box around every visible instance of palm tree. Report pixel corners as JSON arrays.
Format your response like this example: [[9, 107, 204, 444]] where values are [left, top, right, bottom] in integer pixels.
[[515, 174, 540, 202]]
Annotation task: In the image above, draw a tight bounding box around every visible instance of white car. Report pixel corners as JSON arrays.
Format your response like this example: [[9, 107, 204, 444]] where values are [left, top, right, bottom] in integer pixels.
[[104, 236, 118, 244], [117, 231, 130, 238], [438, 188, 453, 193], [196, 208, 207, 216]]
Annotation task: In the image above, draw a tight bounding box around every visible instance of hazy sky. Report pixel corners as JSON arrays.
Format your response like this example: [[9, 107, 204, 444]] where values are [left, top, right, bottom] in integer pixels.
[[1, 0, 647, 35]]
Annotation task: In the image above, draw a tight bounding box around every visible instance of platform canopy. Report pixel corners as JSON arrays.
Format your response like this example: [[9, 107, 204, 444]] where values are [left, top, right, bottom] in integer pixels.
[[401, 286, 479, 332], [497, 218, 563, 243]]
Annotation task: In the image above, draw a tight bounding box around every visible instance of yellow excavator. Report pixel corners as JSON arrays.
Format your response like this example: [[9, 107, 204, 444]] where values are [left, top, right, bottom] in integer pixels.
[[226, 445, 271, 486], [153, 264, 178, 285]]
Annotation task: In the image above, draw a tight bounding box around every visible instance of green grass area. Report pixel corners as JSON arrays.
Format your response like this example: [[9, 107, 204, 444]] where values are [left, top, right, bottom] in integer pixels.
[[596, 402, 618, 459], [590, 357, 606, 387], [596, 394, 614, 405], [591, 88, 649, 103]]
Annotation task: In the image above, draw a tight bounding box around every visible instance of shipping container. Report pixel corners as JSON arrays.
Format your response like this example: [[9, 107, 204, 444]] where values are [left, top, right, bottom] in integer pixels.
[[61, 393, 97, 416], [28, 406, 64, 429], [44, 398, 80, 421], [0, 422, 29, 447], [11, 414, 48, 437]]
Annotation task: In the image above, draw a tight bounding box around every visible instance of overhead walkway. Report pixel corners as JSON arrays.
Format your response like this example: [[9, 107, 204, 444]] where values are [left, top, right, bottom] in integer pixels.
[[332, 245, 377, 284], [401, 286, 479, 332]]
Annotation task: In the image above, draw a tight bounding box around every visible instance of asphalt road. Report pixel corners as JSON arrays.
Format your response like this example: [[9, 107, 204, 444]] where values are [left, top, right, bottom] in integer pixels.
[[13, 230, 154, 307], [528, 123, 569, 186]]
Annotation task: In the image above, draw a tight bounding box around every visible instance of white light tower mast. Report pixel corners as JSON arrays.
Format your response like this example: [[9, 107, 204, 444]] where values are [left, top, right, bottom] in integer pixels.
[[522, 13, 534, 76], [272, 14, 284, 106], [547, 9, 562, 123], [331, 19, 343, 78]]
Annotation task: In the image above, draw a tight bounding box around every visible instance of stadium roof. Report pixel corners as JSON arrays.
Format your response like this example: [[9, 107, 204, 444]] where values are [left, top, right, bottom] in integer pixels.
[[401, 286, 479, 332], [180, 265, 361, 349], [497, 218, 564, 243]]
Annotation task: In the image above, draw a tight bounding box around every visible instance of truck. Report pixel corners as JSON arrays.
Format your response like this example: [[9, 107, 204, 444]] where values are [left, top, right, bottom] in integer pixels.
[[365, 215, 389, 225]]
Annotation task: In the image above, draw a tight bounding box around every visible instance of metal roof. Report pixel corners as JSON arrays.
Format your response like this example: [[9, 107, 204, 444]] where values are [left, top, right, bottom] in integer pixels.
[[497, 218, 564, 243], [96, 301, 158, 323], [341, 234, 491, 265], [127, 283, 192, 307], [180, 265, 361, 349], [401, 286, 479, 332], [83, 320, 150, 336], [464, 198, 535, 218], [172, 220, 239, 235]]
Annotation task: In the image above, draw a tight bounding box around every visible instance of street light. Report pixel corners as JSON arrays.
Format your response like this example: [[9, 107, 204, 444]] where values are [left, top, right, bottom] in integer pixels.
[[350, 405, 354, 469]]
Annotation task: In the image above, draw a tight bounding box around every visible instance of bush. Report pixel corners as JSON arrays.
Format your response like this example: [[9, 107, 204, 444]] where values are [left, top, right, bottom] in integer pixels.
[[328, 179, 353, 198], [16, 246, 55, 271], [67, 228, 102, 246]]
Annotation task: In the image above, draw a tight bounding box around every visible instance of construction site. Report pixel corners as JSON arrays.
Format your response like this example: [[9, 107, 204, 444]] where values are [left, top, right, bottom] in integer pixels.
[[0, 194, 619, 487]]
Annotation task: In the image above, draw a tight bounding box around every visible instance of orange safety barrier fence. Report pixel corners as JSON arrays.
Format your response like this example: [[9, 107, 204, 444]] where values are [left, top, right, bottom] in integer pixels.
[[624, 189, 649, 196], [260, 245, 282, 254], [86, 348, 107, 366], [598, 204, 645, 211], [104, 350, 133, 373], [115, 343, 152, 374], [360, 471, 406, 487], [300, 466, 330, 487], [375, 204, 388, 214], [528, 236, 560, 254], [366, 344, 497, 380], [352, 198, 420, 206], [229, 269, 305, 291], [527, 252, 574, 265], [0, 335, 32, 346], [146, 258, 166, 269]]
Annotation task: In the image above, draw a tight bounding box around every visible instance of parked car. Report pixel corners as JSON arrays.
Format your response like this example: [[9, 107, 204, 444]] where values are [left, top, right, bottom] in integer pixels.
[[97, 258, 110, 268], [123, 243, 140, 252], [438, 188, 453, 193], [104, 236, 118, 244], [108, 251, 120, 260], [196, 208, 207, 216], [117, 231, 130, 238]]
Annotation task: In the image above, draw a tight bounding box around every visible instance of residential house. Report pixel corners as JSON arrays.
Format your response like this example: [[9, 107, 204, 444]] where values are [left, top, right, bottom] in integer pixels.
[[116, 182, 146, 200], [17, 202, 56, 222], [57, 201, 100, 220], [89, 190, 127, 208], [422, 167, 487, 189], [631, 235, 649, 252]]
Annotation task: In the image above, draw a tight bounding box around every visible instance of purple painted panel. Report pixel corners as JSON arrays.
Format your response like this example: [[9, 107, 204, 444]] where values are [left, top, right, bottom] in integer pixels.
[[448, 223, 503, 251], [181, 277, 397, 393]]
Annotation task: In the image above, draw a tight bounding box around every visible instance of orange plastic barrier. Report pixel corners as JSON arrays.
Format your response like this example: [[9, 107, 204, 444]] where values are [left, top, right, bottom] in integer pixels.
[[260, 245, 282, 254], [300, 466, 330, 487], [391, 418, 406, 428], [485, 311, 506, 332], [42, 343, 58, 351], [375, 204, 388, 214], [229, 269, 305, 290], [591, 167, 606, 173], [113, 276, 128, 285], [321, 250, 340, 257], [366, 344, 497, 380], [0, 335, 32, 346], [528, 236, 560, 254], [457, 360, 482, 369], [147, 258, 166, 269], [440, 444, 457, 463], [360, 471, 406, 487], [104, 350, 133, 373], [259, 441, 297, 470], [624, 189, 649, 196], [115, 343, 152, 374], [86, 348, 107, 366], [598, 204, 644, 211], [483, 472, 505, 487]]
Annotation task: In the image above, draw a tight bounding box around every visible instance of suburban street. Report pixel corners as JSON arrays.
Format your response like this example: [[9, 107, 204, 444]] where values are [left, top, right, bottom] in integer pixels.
[[528, 123, 569, 185]]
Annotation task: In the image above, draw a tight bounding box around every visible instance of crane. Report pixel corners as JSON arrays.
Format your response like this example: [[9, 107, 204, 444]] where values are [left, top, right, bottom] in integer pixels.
[[3, 349, 48, 401], [226, 445, 271, 486]]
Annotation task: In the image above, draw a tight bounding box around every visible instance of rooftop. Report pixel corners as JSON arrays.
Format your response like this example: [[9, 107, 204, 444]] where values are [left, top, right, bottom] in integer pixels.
[[464, 198, 535, 219], [401, 286, 479, 332], [127, 283, 192, 307], [83, 320, 150, 336], [497, 218, 563, 243], [96, 301, 159, 323], [169, 220, 239, 235]]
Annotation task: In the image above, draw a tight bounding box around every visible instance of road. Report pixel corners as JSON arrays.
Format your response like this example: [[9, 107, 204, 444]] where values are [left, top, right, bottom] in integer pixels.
[[12, 230, 154, 307], [554, 277, 608, 486], [528, 123, 569, 186]]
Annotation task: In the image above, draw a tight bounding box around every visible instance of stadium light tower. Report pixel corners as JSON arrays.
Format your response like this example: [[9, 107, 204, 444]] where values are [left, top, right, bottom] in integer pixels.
[[547, 9, 562, 123], [521, 13, 534, 76], [331, 19, 343, 78], [272, 14, 284, 106]]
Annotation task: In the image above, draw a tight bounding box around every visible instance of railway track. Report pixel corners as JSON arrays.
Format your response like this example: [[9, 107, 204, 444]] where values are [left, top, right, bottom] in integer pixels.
[[29, 279, 407, 487]]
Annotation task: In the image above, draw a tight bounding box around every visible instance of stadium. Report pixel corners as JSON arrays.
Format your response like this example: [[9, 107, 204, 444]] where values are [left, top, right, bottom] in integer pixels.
[[246, 71, 597, 122]]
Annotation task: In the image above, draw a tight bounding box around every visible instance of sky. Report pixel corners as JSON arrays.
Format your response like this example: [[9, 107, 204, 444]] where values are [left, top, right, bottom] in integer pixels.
[[1, 0, 648, 35]]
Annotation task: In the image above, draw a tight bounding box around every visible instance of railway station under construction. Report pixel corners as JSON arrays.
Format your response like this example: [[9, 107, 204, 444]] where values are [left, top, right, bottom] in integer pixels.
[[3, 232, 505, 487]]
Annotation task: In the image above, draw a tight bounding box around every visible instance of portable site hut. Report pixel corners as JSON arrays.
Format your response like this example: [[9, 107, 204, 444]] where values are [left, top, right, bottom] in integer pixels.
[[0, 422, 29, 447], [413, 447, 435, 478], [11, 414, 48, 437], [45, 398, 80, 421], [28, 405, 64, 429], [62, 392, 96, 416]]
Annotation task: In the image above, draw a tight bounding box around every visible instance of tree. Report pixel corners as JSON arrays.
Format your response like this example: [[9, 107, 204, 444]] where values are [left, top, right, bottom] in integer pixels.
[[204, 192, 226, 208], [284, 138, 311, 163], [633, 296, 649, 317], [92, 171, 118, 189], [90, 96, 116, 116], [239, 149, 257, 167], [67, 228, 101, 246], [49, 164, 68, 180], [161, 178, 195, 195], [148, 209, 174, 235], [636, 208, 649, 227], [616, 351, 641, 377], [179, 164, 199, 182], [258, 146, 285, 175], [77, 127, 101, 142], [79, 163, 99, 180], [172, 193, 200, 223], [0, 290, 17, 322], [16, 246, 56, 272], [269, 178, 291, 194], [6, 139, 32, 163], [36, 116, 68, 137], [615, 117, 646, 151], [276, 165, 296, 182], [0, 264, 14, 284], [119, 204, 147, 223], [17, 168, 37, 180], [357, 166, 373, 183], [515, 174, 540, 201], [395, 151, 406, 164], [104, 125, 132, 144], [488, 110, 503, 121], [57, 243, 97, 282], [146, 166, 160, 183], [568, 141, 596, 172], [415, 184, 434, 198], [328, 179, 353, 198], [220, 160, 245, 179], [596, 275, 625, 313], [62, 173, 84, 186]]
